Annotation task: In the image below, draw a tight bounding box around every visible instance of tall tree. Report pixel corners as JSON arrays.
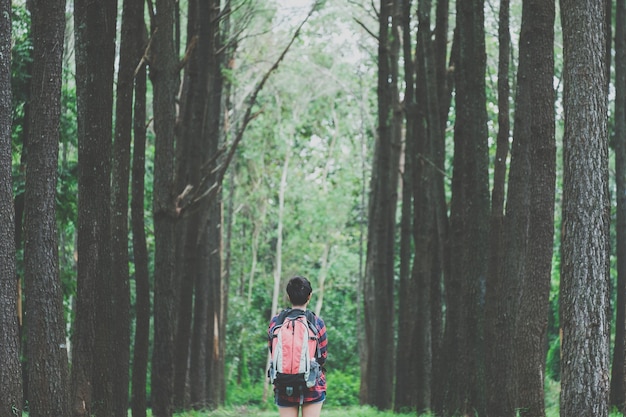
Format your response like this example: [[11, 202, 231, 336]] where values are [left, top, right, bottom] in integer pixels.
[[362, 0, 401, 409], [202, 0, 227, 404], [394, 0, 417, 411], [172, 0, 200, 408], [71, 0, 117, 415], [559, 0, 611, 416], [131, 28, 150, 417], [430, 0, 451, 412], [111, 0, 145, 413], [150, 0, 181, 415], [611, 0, 626, 410], [512, 1, 556, 416], [0, 0, 21, 413], [443, 0, 490, 414], [23, 0, 70, 415], [485, 0, 511, 415]]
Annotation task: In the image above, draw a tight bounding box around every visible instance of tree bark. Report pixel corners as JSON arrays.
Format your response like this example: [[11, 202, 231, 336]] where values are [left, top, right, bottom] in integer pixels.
[[72, 0, 117, 415], [131, 36, 150, 417], [559, 0, 611, 415], [362, 0, 401, 409], [431, 1, 451, 413], [111, 0, 144, 414], [610, 0, 626, 411], [394, 0, 417, 410], [0, 1, 21, 413], [485, 0, 511, 415], [173, 0, 201, 408], [150, 0, 181, 415], [443, 0, 490, 414], [513, 2, 555, 416], [24, 1, 70, 416]]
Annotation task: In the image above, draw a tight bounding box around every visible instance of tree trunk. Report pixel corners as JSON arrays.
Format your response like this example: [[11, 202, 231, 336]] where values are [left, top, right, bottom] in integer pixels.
[[203, 0, 226, 404], [431, 1, 451, 413], [394, 0, 416, 409], [485, 0, 511, 415], [513, 2, 555, 416], [443, 0, 490, 414], [612, 0, 626, 410], [150, 0, 181, 415], [362, 0, 401, 409], [205, 197, 226, 407], [111, 0, 144, 414], [131, 38, 150, 417], [559, 0, 611, 415], [0, 1, 21, 413], [173, 0, 201, 408], [23, 1, 70, 416], [610, 0, 626, 411], [72, 1, 117, 415]]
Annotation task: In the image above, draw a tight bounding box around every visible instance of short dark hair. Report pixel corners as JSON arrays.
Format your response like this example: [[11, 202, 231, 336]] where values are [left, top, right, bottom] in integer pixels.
[[286, 276, 312, 306]]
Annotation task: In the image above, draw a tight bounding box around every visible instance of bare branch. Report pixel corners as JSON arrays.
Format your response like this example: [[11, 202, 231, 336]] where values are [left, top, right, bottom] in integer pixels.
[[354, 18, 379, 41], [182, 0, 321, 212]]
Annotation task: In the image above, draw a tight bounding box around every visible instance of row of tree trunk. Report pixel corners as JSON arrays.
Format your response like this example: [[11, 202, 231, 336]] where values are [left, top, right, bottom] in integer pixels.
[[0, 0, 229, 416], [363, 0, 618, 416]]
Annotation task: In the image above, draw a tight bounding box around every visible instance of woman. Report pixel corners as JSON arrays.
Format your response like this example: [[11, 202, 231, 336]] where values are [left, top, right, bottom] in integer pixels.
[[268, 276, 328, 417]]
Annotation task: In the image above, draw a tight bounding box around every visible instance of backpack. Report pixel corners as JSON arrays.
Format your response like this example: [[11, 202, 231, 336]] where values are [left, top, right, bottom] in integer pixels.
[[268, 308, 322, 396]]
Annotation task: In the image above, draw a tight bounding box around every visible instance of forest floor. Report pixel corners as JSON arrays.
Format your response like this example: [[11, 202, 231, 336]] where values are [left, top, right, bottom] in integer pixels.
[[169, 407, 416, 417]]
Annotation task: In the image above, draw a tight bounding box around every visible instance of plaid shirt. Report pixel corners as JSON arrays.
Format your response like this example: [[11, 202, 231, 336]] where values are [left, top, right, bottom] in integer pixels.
[[268, 310, 328, 404]]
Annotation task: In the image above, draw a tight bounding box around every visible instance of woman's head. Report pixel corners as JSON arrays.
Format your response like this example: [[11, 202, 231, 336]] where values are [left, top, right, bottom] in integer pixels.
[[286, 275, 312, 306]]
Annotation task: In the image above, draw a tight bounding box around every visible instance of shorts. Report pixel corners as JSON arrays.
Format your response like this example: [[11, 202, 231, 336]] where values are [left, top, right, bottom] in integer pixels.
[[275, 391, 326, 407]]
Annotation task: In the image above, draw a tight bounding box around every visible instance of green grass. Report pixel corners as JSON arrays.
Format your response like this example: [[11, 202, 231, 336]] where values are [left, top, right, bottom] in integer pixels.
[[169, 406, 418, 417]]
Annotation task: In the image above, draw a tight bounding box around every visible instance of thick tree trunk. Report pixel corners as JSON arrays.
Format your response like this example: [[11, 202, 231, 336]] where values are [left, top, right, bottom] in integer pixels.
[[443, 0, 490, 414], [72, 1, 117, 415], [559, 0, 611, 416], [150, 0, 181, 415], [131, 46, 150, 417], [0, 1, 21, 413], [513, 2, 555, 417], [23, 1, 70, 416], [611, 0, 626, 411]]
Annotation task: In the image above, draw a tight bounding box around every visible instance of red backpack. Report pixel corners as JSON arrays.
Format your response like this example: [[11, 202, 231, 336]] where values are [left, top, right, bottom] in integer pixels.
[[268, 309, 321, 396]]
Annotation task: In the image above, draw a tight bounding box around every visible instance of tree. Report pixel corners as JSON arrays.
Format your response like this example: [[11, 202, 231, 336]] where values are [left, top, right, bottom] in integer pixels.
[[485, 0, 512, 415], [23, 0, 70, 415], [610, 0, 626, 410], [394, 0, 418, 411], [362, 0, 402, 409], [559, 0, 611, 415], [71, 0, 117, 415], [0, 0, 21, 413], [149, 0, 180, 415], [130, 25, 150, 417], [442, 0, 490, 414], [512, 2, 555, 416], [111, 0, 145, 413]]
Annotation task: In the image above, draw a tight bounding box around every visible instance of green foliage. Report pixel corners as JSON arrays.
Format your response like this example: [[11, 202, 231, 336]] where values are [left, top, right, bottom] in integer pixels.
[[225, 381, 271, 409], [323, 370, 360, 407]]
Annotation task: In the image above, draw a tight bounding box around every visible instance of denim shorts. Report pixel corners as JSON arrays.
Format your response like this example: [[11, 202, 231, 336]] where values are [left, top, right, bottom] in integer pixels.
[[276, 391, 326, 407]]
